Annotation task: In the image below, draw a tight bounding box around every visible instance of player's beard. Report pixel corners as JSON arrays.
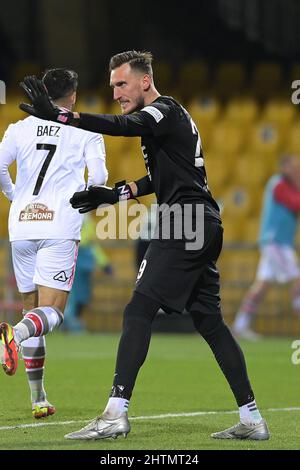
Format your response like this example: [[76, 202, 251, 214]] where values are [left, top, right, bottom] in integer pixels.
[[123, 96, 145, 115]]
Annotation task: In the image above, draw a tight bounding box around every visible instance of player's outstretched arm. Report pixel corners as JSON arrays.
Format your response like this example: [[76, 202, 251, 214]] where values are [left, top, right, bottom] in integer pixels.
[[19, 76, 153, 137]]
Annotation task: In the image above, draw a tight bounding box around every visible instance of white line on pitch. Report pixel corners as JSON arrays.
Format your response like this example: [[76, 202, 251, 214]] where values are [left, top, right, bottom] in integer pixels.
[[0, 407, 299, 432]]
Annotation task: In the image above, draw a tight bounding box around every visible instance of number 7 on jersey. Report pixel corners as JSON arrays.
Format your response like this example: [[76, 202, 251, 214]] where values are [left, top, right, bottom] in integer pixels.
[[33, 144, 57, 195]]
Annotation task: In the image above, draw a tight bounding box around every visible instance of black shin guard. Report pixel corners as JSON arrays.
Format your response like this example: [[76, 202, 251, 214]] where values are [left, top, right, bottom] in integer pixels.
[[112, 292, 160, 400], [191, 312, 255, 406]]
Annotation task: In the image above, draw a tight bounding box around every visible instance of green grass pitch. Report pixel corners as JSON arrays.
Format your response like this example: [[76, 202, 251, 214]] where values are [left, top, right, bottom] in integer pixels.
[[0, 333, 299, 450]]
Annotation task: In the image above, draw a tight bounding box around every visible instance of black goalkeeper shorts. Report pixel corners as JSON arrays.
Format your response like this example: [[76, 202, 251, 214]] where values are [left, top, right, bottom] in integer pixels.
[[134, 219, 223, 315]]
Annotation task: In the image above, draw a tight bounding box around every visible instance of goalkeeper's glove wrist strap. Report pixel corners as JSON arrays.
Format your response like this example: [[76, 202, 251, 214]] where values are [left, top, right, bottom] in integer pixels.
[[115, 181, 137, 202]]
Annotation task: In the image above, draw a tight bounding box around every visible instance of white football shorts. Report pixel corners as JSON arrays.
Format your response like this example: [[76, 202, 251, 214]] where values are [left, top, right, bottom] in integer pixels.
[[11, 239, 79, 293], [256, 243, 300, 283]]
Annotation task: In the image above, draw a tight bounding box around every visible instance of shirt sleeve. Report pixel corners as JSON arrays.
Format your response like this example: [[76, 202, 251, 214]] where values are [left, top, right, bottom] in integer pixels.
[[135, 175, 154, 196], [84, 133, 108, 186], [79, 100, 175, 137], [0, 124, 18, 158], [0, 125, 17, 201], [139, 101, 175, 136], [79, 112, 153, 137], [273, 179, 300, 212]]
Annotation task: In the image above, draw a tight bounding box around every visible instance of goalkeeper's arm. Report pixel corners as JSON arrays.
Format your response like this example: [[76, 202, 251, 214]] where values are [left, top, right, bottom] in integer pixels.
[[113, 174, 154, 200], [113, 174, 154, 202], [19, 76, 153, 137], [134, 175, 154, 197], [70, 175, 154, 213]]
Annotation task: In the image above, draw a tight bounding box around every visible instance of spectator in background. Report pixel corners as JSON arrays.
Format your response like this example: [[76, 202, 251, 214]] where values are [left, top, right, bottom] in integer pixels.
[[233, 155, 300, 340], [63, 214, 113, 333]]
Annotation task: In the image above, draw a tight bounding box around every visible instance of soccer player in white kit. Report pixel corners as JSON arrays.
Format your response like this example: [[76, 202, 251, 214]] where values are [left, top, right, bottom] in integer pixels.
[[0, 69, 108, 418]]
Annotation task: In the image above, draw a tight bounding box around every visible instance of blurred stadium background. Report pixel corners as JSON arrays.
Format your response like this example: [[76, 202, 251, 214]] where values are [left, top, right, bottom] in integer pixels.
[[1, 0, 300, 336]]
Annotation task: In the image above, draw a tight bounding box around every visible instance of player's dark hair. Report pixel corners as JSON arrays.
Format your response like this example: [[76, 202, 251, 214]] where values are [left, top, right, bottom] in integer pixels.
[[109, 50, 153, 77], [42, 68, 78, 100]]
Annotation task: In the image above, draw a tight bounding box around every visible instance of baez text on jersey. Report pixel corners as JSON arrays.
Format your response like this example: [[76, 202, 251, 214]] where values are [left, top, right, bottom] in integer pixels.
[[37, 125, 61, 137]]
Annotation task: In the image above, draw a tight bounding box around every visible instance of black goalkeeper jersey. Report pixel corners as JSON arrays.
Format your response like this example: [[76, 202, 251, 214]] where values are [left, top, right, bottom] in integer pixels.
[[80, 96, 221, 222]]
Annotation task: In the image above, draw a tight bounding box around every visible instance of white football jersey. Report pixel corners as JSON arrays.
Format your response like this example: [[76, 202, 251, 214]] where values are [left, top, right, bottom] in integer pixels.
[[0, 116, 108, 241]]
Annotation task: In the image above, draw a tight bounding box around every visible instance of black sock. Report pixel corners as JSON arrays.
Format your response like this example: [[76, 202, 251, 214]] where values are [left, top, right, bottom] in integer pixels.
[[191, 312, 255, 406], [112, 292, 160, 399]]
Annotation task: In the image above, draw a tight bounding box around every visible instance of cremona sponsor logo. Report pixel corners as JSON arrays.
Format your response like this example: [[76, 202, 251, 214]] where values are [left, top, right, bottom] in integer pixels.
[[19, 203, 55, 221]]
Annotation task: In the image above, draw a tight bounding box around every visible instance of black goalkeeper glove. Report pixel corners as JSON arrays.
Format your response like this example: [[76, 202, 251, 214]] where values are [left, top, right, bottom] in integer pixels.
[[19, 75, 76, 124], [70, 181, 136, 214]]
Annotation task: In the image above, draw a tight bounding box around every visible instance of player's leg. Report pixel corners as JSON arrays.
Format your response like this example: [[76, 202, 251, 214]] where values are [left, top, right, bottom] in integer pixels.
[[186, 222, 269, 439], [11, 238, 73, 346], [29, 285, 68, 418], [108, 291, 160, 401], [21, 290, 55, 418], [188, 257, 269, 440], [64, 222, 227, 440], [233, 279, 270, 340], [234, 243, 295, 339], [1, 240, 77, 376], [285, 247, 300, 316], [191, 311, 269, 439], [5, 300, 64, 358], [38, 285, 69, 311], [233, 245, 275, 339], [0, 240, 37, 376], [65, 290, 161, 440], [22, 291, 38, 312], [4, 240, 52, 416]]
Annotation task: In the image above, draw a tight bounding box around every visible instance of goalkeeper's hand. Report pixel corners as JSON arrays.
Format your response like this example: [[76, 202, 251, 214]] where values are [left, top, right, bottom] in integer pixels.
[[19, 76, 76, 124], [70, 181, 136, 214]]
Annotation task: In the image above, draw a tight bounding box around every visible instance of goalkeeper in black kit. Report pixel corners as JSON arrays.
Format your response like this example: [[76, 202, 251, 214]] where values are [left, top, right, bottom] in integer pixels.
[[19, 50, 269, 441]]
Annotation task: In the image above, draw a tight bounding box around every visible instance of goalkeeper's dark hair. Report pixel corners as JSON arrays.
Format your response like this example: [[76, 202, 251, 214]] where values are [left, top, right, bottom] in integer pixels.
[[42, 68, 78, 100], [109, 50, 153, 77]]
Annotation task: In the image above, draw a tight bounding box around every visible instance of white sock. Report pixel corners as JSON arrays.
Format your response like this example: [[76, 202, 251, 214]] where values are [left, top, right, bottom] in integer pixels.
[[13, 323, 30, 345], [13, 306, 63, 343], [103, 397, 129, 418], [22, 335, 47, 404], [234, 311, 251, 332], [239, 400, 262, 425]]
